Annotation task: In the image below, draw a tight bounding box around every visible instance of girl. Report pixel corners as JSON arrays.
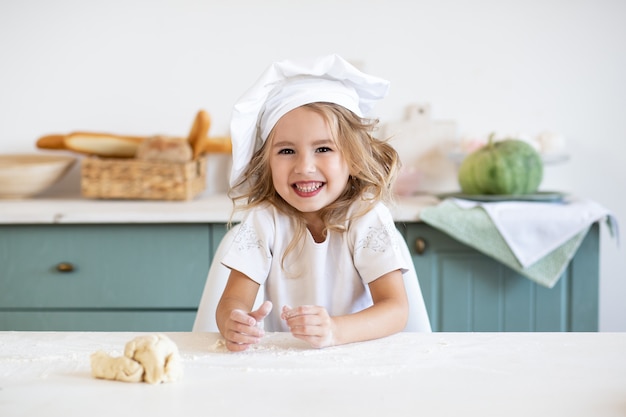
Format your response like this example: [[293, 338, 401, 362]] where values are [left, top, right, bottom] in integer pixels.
[[216, 54, 430, 351]]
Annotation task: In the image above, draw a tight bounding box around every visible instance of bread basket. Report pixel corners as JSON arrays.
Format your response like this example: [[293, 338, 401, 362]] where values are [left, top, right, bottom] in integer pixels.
[[81, 156, 207, 201]]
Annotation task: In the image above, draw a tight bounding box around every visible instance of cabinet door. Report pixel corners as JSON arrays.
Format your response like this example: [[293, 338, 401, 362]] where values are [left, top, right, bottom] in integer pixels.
[[398, 223, 599, 332], [0, 224, 212, 331]]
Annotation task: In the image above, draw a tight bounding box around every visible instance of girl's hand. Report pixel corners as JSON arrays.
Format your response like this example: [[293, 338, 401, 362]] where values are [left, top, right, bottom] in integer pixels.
[[223, 301, 273, 352], [281, 305, 336, 348]]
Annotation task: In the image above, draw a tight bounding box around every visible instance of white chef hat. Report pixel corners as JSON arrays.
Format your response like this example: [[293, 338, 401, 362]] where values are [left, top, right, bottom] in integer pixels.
[[229, 53, 390, 190]]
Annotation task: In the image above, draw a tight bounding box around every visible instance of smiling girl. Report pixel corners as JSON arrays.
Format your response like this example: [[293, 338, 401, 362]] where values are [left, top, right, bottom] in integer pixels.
[[215, 55, 430, 351]]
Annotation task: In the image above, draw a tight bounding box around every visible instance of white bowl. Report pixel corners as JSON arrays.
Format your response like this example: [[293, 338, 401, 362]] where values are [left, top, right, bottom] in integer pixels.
[[0, 154, 76, 199]]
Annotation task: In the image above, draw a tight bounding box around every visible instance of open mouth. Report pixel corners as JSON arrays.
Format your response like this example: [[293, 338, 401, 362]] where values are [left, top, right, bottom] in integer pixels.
[[293, 181, 324, 194]]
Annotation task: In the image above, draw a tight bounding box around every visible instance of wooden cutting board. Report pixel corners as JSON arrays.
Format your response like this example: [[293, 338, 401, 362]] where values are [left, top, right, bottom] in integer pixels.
[[381, 104, 459, 194]]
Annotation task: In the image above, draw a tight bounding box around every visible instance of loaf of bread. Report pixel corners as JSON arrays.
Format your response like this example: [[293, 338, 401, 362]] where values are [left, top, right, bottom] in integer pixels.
[[36, 110, 233, 159], [199, 136, 232, 154], [187, 110, 211, 159], [37, 132, 144, 158], [135, 136, 193, 162]]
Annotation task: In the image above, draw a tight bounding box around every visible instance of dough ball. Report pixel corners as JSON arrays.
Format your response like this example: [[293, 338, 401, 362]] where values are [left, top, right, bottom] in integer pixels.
[[90, 350, 143, 383], [124, 334, 183, 384]]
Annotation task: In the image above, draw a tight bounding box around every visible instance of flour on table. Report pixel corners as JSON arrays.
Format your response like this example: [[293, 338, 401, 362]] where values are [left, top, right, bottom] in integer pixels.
[[202, 333, 411, 376], [210, 338, 228, 352], [90, 333, 183, 384], [208, 334, 311, 354]]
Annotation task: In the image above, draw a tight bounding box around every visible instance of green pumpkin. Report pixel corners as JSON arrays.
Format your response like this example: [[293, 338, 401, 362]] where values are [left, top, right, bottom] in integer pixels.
[[458, 137, 543, 195]]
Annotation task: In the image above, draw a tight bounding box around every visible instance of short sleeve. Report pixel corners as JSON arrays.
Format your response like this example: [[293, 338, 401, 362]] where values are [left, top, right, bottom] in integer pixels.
[[350, 203, 410, 284], [221, 208, 274, 285]]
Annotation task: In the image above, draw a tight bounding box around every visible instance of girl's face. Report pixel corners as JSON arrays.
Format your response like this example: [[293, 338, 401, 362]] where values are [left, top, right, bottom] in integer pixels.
[[269, 106, 350, 219]]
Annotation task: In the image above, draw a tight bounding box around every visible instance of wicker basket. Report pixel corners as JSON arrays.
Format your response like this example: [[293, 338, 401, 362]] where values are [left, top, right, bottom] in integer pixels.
[[81, 156, 207, 201]]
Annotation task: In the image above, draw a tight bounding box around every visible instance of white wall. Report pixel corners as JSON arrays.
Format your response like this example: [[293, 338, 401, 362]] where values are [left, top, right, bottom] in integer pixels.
[[1, 0, 624, 330]]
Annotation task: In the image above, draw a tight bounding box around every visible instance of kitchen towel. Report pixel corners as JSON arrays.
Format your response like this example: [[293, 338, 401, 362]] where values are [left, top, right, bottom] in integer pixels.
[[419, 197, 618, 288]]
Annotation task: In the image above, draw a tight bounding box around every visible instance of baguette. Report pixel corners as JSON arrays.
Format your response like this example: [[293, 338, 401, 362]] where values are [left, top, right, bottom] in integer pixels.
[[36, 134, 66, 150], [37, 132, 144, 158], [187, 110, 212, 159], [199, 136, 232, 154], [35, 109, 233, 159], [186, 110, 232, 156]]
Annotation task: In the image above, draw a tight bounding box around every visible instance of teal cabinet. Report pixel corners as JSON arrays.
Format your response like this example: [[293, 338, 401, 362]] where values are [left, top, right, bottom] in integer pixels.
[[398, 222, 599, 332], [1, 222, 599, 332], [0, 224, 226, 331]]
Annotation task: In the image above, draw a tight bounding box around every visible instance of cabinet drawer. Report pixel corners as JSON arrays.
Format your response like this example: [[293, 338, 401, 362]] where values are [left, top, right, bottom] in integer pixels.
[[0, 310, 197, 331], [0, 224, 211, 309]]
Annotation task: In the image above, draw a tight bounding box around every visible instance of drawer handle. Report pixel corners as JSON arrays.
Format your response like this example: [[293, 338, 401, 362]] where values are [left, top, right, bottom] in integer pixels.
[[415, 238, 427, 255], [56, 262, 75, 273]]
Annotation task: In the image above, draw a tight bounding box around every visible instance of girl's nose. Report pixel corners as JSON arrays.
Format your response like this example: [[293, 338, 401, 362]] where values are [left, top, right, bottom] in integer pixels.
[[294, 153, 316, 174]]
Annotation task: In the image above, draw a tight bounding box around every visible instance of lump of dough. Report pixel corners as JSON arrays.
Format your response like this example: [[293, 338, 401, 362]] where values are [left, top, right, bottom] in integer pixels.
[[124, 333, 183, 384], [90, 350, 143, 383], [89, 333, 183, 384]]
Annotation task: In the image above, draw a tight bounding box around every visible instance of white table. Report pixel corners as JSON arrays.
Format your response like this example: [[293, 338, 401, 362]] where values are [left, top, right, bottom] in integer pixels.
[[1, 332, 625, 417]]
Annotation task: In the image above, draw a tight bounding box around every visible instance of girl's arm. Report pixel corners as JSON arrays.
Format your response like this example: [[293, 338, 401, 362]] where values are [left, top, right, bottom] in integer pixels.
[[216, 269, 272, 352], [281, 269, 408, 348]]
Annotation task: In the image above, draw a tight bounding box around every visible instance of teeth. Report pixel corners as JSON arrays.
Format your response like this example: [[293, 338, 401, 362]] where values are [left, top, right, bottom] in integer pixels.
[[295, 182, 322, 193]]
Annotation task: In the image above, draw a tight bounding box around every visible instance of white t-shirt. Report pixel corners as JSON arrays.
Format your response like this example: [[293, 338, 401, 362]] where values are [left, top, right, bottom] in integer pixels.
[[221, 200, 428, 332]]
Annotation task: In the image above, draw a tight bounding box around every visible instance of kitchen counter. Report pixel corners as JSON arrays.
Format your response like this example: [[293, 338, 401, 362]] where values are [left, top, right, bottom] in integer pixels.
[[1, 331, 624, 417], [0, 193, 440, 224], [0, 193, 603, 334]]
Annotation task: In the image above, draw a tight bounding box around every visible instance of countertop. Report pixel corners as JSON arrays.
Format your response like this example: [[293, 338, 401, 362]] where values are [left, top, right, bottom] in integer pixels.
[[0, 193, 440, 224], [1, 331, 624, 417]]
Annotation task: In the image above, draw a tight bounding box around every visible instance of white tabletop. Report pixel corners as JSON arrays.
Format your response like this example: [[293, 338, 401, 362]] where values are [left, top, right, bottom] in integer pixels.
[[1, 331, 624, 417], [0, 194, 439, 224]]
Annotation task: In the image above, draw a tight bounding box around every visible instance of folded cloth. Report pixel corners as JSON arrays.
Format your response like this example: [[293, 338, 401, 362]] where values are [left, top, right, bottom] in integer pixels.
[[419, 197, 618, 288], [452, 197, 618, 268]]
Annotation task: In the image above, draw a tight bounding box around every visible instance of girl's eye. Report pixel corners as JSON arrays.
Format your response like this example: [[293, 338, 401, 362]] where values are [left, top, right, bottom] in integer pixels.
[[278, 148, 294, 155], [316, 147, 332, 153]]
